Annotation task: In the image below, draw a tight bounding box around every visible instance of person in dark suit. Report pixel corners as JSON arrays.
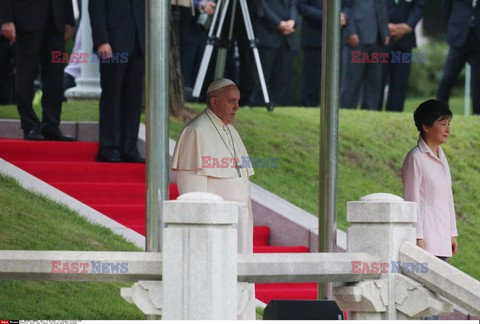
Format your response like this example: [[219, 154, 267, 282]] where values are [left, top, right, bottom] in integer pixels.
[[340, 0, 389, 110], [437, 0, 480, 115], [232, 0, 260, 107], [297, 0, 348, 107], [171, 0, 194, 59], [253, 0, 297, 106], [89, 0, 146, 163], [379, 0, 424, 112], [0, 32, 14, 105], [0, 0, 75, 140], [182, 1, 210, 89]]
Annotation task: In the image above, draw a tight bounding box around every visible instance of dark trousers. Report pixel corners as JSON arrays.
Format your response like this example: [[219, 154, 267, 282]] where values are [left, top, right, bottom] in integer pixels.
[[258, 45, 295, 106], [234, 5, 258, 106], [98, 45, 144, 158], [172, 5, 193, 59], [382, 45, 412, 112], [181, 16, 208, 89], [437, 28, 480, 115], [341, 43, 384, 110], [15, 23, 64, 133], [0, 37, 15, 105], [300, 47, 322, 107]]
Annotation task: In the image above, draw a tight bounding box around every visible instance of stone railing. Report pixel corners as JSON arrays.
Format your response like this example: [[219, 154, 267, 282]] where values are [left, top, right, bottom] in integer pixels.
[[0, 192, 479, 320], [333, 193, 480, 320]]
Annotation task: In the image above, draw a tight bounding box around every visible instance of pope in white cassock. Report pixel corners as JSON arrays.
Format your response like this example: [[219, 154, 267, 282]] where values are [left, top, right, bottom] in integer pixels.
[[171, 78, 255, 253]]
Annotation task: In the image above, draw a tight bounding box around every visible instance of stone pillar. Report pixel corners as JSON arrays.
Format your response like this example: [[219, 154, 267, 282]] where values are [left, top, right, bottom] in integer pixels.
[[237, 205, 256, 320], [65, 0, 101, 100], [162, 192, 238, 320], [343, 193, 417, 320]]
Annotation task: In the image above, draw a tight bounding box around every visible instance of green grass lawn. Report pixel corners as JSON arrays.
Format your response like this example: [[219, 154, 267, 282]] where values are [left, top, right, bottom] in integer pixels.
[[0, 174, 144, 319], [0, 96, 479, 319]]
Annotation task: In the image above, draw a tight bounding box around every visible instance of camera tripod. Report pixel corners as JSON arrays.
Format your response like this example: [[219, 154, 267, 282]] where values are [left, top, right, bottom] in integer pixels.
[[192, 0, 274, 111]]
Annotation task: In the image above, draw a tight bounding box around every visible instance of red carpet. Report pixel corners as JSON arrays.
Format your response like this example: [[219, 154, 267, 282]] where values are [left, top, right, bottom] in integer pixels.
[[0, 138, 316, 304]]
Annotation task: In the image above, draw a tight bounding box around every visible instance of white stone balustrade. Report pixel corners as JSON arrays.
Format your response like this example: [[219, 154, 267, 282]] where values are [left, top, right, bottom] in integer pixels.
[[333, 193, 480, 320], [335, 193, 418, 320], [162, 192, 238, 320], [0, 250, 161, 282], [121, 281, 163, 316], [394, 273, 453, 318], [399, 241, 480, 316], [237, 252, 381, 283], [334, 279, 389, 315], [1, 192, 479, 320]]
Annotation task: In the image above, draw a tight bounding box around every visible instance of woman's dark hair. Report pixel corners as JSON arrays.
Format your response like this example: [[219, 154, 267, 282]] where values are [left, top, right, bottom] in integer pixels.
[[413, 99, 452, 138]]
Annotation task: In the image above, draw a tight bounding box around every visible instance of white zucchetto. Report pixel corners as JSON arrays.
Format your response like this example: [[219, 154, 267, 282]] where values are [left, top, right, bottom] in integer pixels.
[[207, 78, 236, 94]]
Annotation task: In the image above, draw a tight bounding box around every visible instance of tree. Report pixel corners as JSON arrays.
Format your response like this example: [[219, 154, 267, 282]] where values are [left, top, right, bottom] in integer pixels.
[[169, 14, 195, 121]]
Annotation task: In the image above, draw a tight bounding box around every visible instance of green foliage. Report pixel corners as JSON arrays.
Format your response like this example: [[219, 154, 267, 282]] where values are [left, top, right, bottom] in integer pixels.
[[408, 41, 466, 98], [0, 101, 99, 122], [256, 306, 265, 320]]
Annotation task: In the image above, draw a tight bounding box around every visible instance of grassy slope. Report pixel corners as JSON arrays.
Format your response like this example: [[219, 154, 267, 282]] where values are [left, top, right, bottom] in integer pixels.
[[0, 175, 144, 319]]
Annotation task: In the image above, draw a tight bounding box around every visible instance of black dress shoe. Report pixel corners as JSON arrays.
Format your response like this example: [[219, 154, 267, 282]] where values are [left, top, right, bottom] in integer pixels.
[[97, 152, 122, 163], [24, 129, 45, 141], [41, 128, 76, 141], [122, 154, 145, 163]]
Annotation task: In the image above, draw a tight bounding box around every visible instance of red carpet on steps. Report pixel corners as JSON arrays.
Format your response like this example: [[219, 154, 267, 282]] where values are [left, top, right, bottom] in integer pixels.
[[0, 138, 317, 304]]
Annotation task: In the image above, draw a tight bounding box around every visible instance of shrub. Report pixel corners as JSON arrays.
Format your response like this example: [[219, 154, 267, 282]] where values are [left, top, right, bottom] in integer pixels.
[[407, 41, 466, 98]]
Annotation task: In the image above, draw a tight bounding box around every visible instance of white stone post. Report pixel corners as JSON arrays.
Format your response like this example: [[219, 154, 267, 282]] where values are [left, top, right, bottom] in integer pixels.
[[237, 205, 256, 320], [162, 193, 238, 320], [339, 193, 417, 320], [65, 0, 101, 100]]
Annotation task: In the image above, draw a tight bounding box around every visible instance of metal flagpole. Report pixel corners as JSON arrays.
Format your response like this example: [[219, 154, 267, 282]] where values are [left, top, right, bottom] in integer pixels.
[[318, 0, 341, 301], [464, 63, 471, 116], [145, 1, 169, 254]]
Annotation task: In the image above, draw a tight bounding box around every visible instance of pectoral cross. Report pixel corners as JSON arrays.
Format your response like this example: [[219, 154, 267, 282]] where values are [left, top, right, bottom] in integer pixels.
[[235, 162, 242, 178]]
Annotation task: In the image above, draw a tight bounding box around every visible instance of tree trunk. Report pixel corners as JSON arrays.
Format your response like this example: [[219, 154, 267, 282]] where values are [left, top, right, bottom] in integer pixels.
[[169, 14, 191, 120]]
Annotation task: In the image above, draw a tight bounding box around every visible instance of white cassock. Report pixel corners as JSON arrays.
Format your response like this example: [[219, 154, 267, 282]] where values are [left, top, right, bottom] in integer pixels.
[[171, 108, 255, 253]]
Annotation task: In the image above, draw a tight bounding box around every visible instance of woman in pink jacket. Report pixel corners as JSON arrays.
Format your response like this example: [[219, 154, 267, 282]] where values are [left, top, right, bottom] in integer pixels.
[[402, 99, 458, 261]]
